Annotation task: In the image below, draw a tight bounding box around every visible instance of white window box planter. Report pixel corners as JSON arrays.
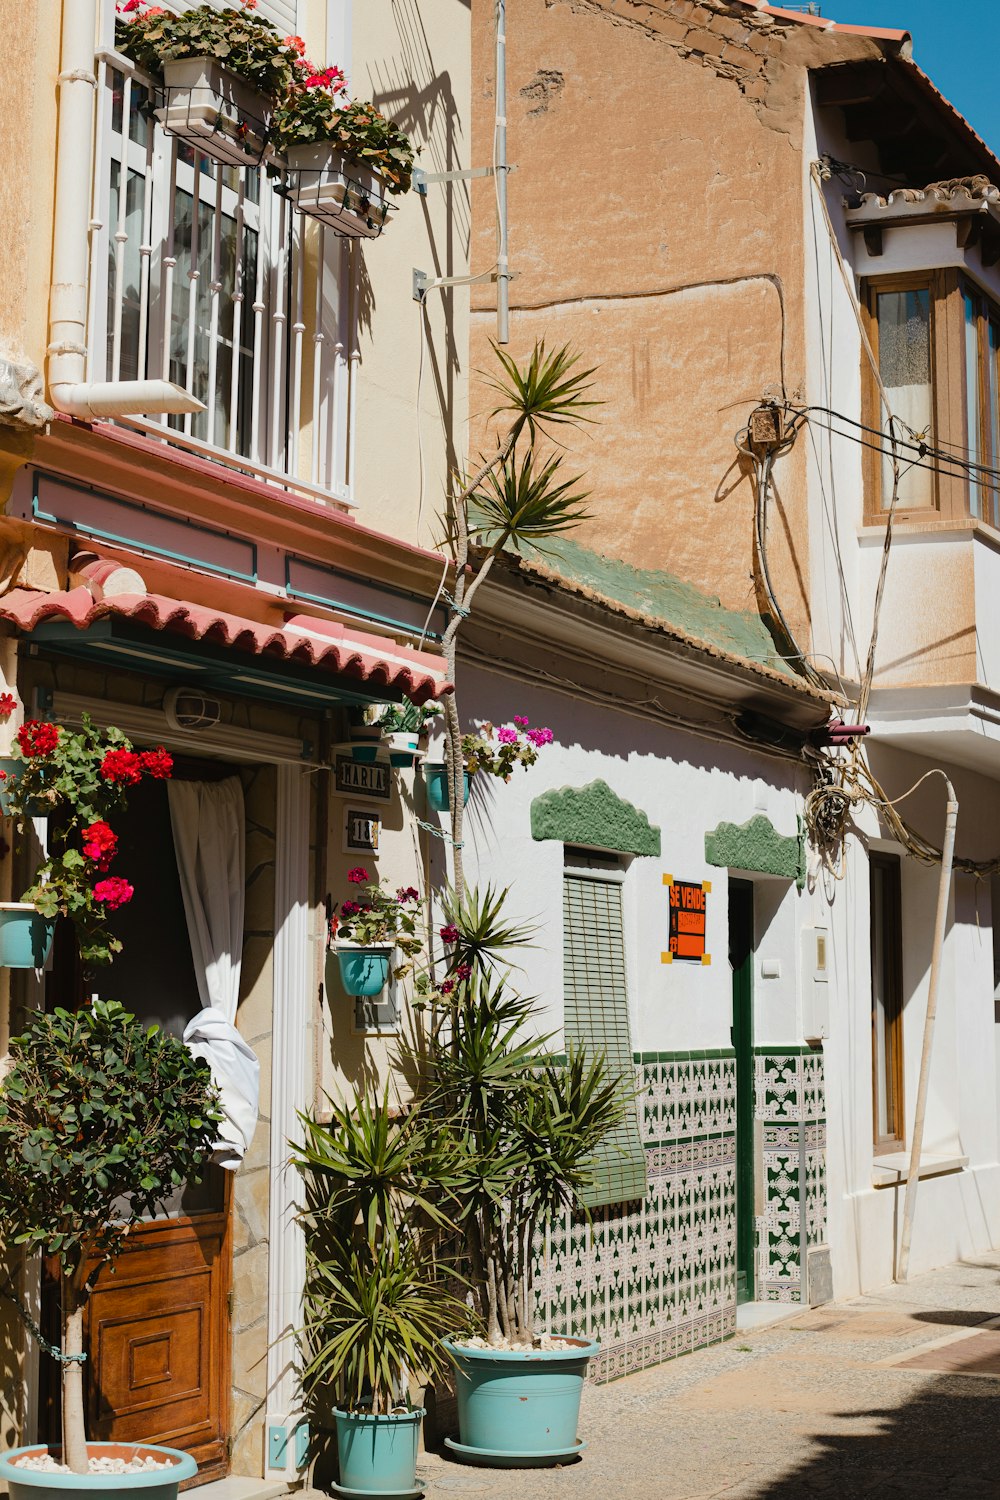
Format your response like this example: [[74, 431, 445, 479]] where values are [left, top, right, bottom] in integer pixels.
[[157, 56, 271, 168], [284, 142, 391, 238]]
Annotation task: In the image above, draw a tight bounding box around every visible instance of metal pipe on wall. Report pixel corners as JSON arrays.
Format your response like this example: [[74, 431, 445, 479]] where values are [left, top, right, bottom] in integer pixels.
[[495, 0, 509, 344]]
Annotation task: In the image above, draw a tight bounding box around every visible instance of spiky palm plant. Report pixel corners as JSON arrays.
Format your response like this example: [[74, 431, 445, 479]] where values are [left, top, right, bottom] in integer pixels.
[[439, 342, 598, 901]]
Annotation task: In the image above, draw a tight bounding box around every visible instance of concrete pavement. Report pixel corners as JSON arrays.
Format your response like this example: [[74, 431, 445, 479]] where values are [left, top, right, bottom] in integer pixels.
[[406, 1252, 1000, 1499]]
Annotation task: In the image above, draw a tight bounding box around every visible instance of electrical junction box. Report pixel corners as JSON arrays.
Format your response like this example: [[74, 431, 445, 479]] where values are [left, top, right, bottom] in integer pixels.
[[801, 926, 829, 1042]]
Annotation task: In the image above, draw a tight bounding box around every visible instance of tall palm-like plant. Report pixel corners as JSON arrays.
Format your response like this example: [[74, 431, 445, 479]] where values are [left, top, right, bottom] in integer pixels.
[[439, 343, 598, 899]]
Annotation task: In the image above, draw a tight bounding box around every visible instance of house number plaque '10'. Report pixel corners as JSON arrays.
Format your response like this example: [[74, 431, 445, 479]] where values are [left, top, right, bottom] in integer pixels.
[[661, 875, 711, 965]]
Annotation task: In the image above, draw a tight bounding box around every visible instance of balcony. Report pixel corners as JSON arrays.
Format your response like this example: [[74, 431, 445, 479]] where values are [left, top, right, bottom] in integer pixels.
[[88, 48, 356, 509]]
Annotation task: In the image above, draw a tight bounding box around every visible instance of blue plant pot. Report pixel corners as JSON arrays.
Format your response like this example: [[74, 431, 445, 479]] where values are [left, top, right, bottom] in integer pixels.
[[443, 1337, 599, 1463], [334, 1407, 423, 1494], [423, 762, 470, 812], [334, 944, 393, 997], [0, 905, 55, 969], [0, 1443, 197, 1499], [388, 732, 420, 768]]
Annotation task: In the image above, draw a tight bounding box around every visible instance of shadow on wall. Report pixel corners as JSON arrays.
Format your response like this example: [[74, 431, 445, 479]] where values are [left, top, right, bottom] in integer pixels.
[[365, 0, 469, 485]]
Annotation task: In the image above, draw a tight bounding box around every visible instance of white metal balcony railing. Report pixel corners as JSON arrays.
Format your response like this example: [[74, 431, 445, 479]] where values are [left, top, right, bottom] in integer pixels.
[[90, 49, 357, 508]]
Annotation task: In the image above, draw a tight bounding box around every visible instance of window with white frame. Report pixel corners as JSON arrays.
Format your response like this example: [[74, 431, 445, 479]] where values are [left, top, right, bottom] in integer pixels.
[[95, 32, 353, 500]]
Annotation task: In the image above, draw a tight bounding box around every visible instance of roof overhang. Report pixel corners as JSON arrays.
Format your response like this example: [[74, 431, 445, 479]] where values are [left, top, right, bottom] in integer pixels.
[[466, 558, 836, 748], [1, 587, 451, 710]]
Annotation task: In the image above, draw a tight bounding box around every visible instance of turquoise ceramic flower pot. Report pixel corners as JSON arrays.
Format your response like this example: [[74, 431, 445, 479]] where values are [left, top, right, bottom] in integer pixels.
[[388, 732, 420, 768], [0, 905, 55, 969], [423, 762, 470, 812], [335, 944, 393, 997], [334, 1407, 423, 1493], [0, 1443, 197, 1499], [443, 1337, 599, 1463]]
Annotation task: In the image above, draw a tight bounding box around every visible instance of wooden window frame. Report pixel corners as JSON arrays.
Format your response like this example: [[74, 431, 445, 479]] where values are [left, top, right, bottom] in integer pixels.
[[958, 276, 1000, 530], [870, 852, 905, 1154], [862, 269, 1000, 524], [861, 272, 939, 521]]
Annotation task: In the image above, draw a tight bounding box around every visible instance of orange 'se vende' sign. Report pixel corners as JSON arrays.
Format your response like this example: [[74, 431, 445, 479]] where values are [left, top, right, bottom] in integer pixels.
[[661, 876, 711, 965]]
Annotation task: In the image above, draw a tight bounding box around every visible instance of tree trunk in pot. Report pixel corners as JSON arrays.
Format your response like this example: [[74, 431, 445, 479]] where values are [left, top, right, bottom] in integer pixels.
[[61, 1287, 88, 1474]]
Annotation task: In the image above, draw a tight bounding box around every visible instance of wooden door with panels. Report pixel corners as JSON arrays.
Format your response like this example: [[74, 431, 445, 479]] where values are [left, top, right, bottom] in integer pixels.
[[40, 764, 237, 1484]]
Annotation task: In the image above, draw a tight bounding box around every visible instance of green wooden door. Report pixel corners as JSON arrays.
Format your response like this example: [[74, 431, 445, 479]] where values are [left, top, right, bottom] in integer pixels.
[[729, 879, 755, 1305]]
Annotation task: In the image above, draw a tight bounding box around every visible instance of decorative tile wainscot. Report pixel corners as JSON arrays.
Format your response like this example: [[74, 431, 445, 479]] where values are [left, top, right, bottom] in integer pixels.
[[754, 1047, 827, 1304], [533, 1052, 738, 1383]]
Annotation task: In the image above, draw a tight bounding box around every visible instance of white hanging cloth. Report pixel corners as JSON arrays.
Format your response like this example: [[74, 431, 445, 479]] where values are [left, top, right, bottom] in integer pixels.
[[168, 776, 259, 1169]]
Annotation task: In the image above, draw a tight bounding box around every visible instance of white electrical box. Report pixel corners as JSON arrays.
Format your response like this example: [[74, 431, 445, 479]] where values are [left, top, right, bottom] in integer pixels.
[[801, 926, 829, 1041]]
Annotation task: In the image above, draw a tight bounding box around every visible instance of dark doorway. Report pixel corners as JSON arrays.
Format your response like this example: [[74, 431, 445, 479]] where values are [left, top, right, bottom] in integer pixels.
[[729, 879, 755, 1305]]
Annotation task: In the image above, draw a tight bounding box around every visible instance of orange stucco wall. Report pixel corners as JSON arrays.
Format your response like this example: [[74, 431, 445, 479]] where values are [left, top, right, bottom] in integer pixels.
[[469, 0, 883, 640]]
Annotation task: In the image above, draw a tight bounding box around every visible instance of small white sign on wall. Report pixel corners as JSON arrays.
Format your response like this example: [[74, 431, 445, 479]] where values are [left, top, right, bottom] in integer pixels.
[[343, 806, 382, 855]]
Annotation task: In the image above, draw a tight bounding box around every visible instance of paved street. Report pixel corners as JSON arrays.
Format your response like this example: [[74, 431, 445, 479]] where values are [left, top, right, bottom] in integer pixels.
[[408, 1253, 1000, 1499]]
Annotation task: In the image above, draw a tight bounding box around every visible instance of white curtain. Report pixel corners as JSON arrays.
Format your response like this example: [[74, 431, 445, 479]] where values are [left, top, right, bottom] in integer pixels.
[[169, 776, 260, 1169]]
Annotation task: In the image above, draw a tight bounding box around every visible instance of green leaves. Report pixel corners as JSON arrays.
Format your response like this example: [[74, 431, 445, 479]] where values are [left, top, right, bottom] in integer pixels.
[[485, 341, 600, 447], [270, 97, 415, 195], [116, 5, 300, 97], [469, 449, 591, 554], [0, 1001, 222, 1285]]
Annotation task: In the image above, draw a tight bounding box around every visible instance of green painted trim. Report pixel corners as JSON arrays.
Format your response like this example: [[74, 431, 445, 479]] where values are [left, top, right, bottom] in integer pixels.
[[704, 813, 805, 889], [531, 779, 660, 856], [752, 1045, 823, 1056], [635, 1049, 736, 1062]]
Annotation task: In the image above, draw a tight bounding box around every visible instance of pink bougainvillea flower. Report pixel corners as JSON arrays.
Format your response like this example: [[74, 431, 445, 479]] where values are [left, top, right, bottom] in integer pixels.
[[526, 727, 554, 747], [82, 821, 118, 869], [513, 715, 529, 728], [440, 923, 460, 943], [496, 727, 518, 744], [140, 746, 173, 779], [347, 866, 369, 885], [93, 876, 134, 910], [17, 720, 60, 758], [100, 747, 143, 784], [0, 693, 16, 717]]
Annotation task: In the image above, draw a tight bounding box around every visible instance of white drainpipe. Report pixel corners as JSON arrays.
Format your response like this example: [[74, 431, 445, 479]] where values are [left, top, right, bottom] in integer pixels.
[[48, 0, 203, 419]]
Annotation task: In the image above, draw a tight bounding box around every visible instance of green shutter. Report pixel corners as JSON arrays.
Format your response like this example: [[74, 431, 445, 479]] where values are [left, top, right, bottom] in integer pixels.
[[563, 873, 647, 1207]]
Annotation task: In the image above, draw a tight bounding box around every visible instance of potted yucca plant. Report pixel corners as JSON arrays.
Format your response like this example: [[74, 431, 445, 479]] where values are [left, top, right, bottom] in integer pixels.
[[0, 1001, 222, 1494], [116, 0, 300, 167], [401, 888, 622, 1465], [293, 1092, 474, 1494]]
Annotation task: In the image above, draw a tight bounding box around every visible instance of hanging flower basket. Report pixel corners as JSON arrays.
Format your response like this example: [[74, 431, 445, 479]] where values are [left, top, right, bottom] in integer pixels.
[[422, 762, 471, 813], [158, 57, 272, 168], [284, 143, 391, 238], [333, 941, 394, 998], [0, 903, 55, 970]]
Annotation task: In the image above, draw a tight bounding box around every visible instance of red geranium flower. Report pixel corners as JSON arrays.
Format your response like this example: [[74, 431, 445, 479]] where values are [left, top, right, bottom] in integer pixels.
[[0, 693, 16, 717], [17, 720, 60, 758], [82, 821, 118, 869], [93, 876, 134, 910], [100, 747, 143, 785], [347, 866, 369, 885], [440, 923, 460, 943], [140, 747, 173, 779]]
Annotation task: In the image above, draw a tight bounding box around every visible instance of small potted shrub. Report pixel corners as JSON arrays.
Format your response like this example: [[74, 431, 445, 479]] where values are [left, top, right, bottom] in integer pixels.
[[377, 699, 440, 768], [116, 0, 300, 167], [0, 716, 172, 971], [401, 889, 622, 1465], [422, 717, 552, 813], [0, 999, 222, 1492], [293, 1093, 475, 1494], [329, 868, 422, 998], [271, 77, 414, 238]]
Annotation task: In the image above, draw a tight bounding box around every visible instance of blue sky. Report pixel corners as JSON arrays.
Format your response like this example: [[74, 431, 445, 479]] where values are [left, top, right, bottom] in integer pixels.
[[814, 2, 1000, 152]]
